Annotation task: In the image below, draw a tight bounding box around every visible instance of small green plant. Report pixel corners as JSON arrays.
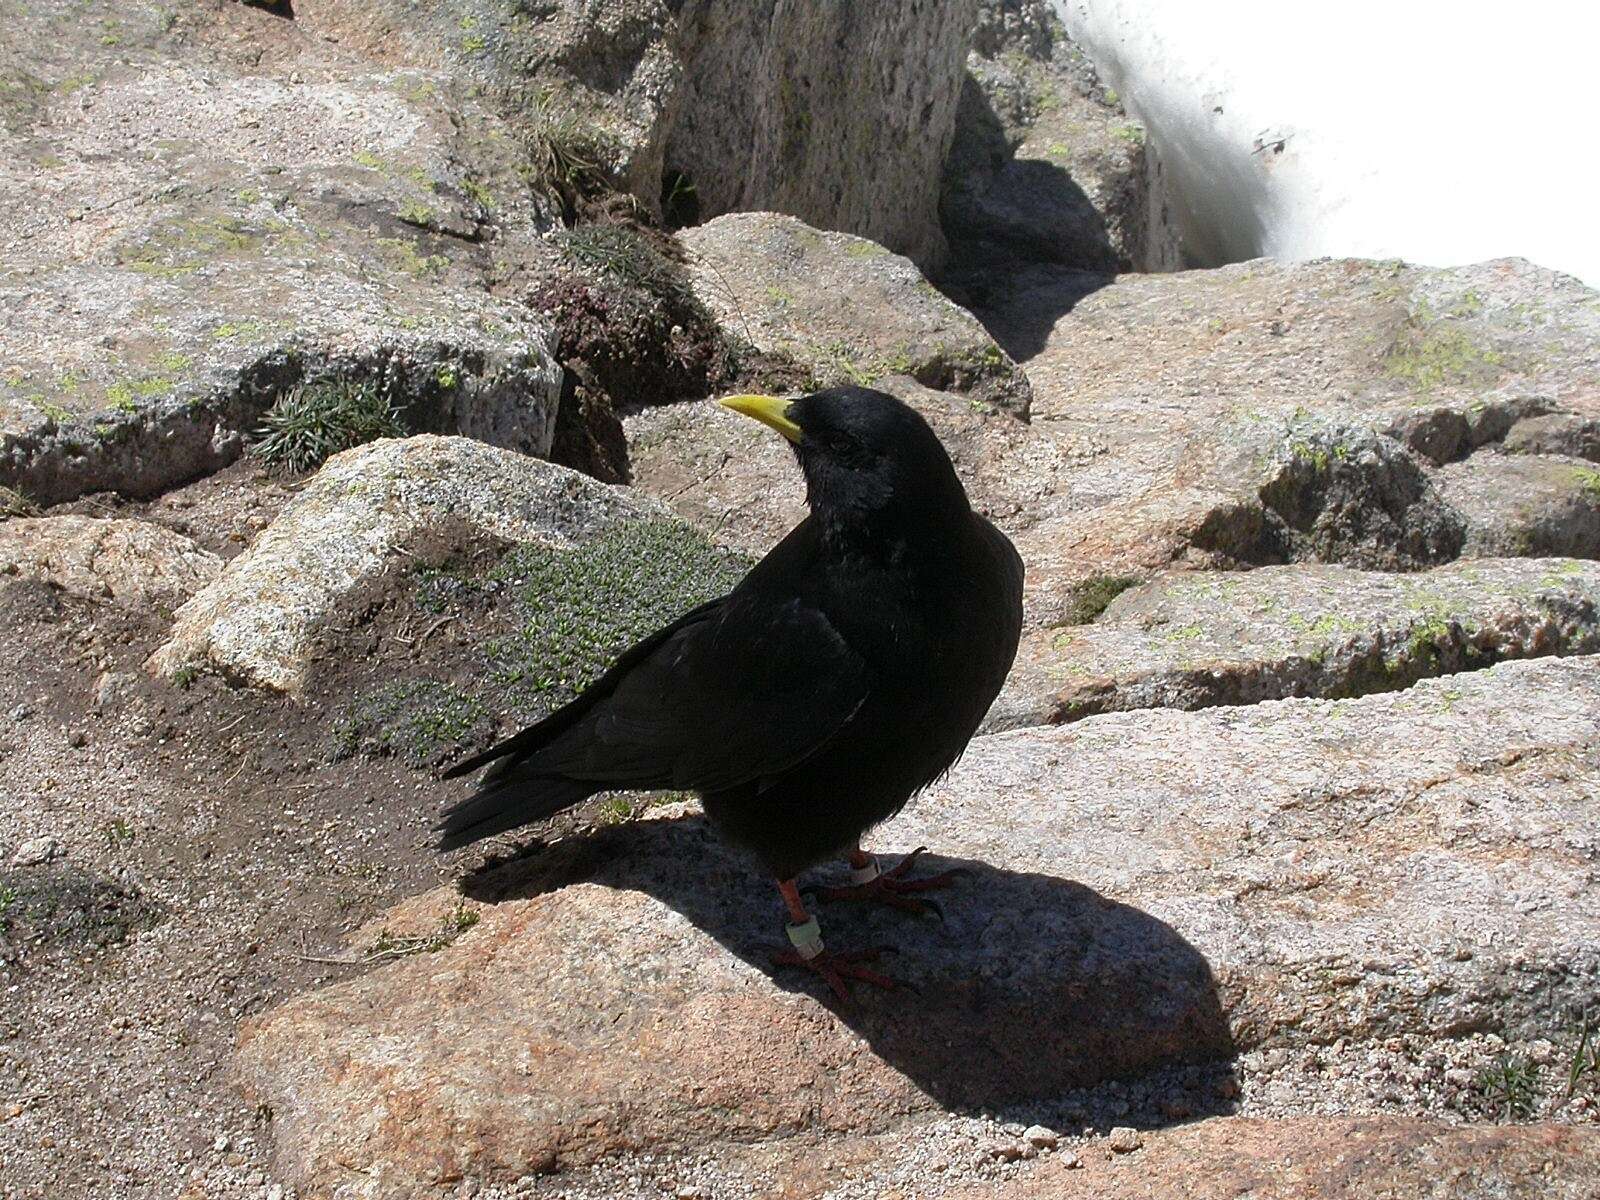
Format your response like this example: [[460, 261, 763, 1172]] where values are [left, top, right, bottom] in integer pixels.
[[1059, 574, 1142, 625], [1574, 468, 1600, 500], [660, 169, 699, 229], [557, 224, 692, 303], [0, 485, 37, 519], [365, 902, 480, 960], [396, 199, 438, 228], [251, 380, 405, 474], [0, 883, 15, 926], [597, 794, 639, 825], [169, 664, 201, 690], [102, 819, 134, 849], [523, 94, 610, 206], [1475, 1054, 1541, 1119], [1566, 1009, 1600, 1102]]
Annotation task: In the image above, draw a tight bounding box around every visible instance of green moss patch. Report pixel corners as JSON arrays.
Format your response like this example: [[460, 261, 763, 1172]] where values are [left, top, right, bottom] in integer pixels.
[[1058, 573, 1142, 625], [484, 519, 750, 717], [0, 866, 164, 952], [330, 679, 492, 769], [1383, 311, 1507, 391]]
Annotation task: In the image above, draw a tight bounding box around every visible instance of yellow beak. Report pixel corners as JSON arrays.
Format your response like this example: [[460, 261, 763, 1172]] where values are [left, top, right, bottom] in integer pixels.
[[718, 393, 802, 443]]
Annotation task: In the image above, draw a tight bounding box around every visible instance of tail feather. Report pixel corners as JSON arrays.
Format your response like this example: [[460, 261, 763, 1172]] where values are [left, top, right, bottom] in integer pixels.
[[433, 771, 597, 852]]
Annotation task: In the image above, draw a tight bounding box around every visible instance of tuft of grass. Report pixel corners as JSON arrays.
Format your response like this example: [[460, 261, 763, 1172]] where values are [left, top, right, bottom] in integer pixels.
[[1565, 1009, 1600, 1103], [556, 224, 693, 304], [251, 380, 406, 475], [660, 169, 699, 229], [365, 902, 481, 960], [522, 94, 612, 211], [1058, 573, 1142, 625], [0, 484, 38, 520], [1474, 1054, 1541, 1120]]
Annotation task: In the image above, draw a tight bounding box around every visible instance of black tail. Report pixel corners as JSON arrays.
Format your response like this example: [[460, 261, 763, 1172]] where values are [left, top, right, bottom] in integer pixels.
[[433, 769, 597, 852]]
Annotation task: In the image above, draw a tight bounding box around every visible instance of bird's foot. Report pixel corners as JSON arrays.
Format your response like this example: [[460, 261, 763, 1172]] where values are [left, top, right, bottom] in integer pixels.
[[770, 945, 898, 1003], [805, 846, 969, 917]]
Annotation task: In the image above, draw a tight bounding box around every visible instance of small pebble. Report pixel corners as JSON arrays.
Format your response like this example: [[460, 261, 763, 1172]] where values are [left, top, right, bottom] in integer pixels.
[[1023, 1124, 1058, 1150], [9, 704, 31, 722], [991, 1142, 1035, 1162], [1061, 1150, 1083, 1169], [1108, 1126, 1144, 1154]]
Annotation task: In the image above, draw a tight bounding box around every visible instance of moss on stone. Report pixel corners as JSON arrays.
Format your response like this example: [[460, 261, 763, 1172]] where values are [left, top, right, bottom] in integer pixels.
[[1383, 311, 1506, 391], [1058, 573, 1142, 625], [377, 236, 449, 278]]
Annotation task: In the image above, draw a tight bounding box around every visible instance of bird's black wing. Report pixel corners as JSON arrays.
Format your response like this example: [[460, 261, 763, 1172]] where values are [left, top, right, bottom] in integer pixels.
[[438, 596, 728, 782], [529, 591, 871, 792]]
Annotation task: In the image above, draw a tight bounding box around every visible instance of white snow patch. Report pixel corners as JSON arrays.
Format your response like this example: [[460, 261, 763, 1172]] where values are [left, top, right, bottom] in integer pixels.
[[1055, 1, 1600, 285]]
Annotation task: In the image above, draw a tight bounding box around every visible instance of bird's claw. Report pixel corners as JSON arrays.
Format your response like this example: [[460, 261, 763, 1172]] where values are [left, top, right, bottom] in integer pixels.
[[806, 848, 968, 917], [770, 945, 900, 1003]]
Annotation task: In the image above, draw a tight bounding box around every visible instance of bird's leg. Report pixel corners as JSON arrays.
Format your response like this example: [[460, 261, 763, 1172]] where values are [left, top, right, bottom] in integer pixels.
[[768, 878, 897, 1002], [805, 845, 970, 916]]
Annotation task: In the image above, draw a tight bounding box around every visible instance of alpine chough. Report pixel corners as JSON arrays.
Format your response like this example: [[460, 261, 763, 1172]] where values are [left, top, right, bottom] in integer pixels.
[[436, 386, 1024, 998]]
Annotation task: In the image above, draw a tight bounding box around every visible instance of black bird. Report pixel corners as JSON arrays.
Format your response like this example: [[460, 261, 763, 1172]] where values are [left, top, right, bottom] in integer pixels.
[[436, 386, 1024, 998]]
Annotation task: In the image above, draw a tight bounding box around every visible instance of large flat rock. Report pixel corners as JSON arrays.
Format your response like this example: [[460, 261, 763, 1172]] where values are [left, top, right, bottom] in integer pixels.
[[0, 31, 562, 503], [992, 556, 1600, 730], [630, 256, 1600, 628], [237, 656, 1600, 1197], [679, 212, 1032, 416], [0, 515, 219, 610], [949, 1117, 1600, 1200]]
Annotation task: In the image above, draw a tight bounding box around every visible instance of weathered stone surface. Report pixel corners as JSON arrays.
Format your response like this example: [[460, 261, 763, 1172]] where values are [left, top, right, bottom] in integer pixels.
[[0, 516, 219, 610], [678, 213, 1032, 416], [666, 0, 978, 268], [987, 256, 1600, 620], [238, 657, 1600, 1195], [624, 378, 1062, 558], [949, 1118, 1600, 1200], [1436, 452, 1600, 558], [304, 0, 977, 267], [991, 556, 1600, 730], [942, 6, 1179, 278], [631, 257, 1599, 627], [149, 436, 652, 693], [1504, 411, 1600, 461], [0, 16, 563, 504]]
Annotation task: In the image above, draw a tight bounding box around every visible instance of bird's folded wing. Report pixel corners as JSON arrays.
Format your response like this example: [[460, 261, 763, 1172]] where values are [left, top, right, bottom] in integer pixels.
[[530, 594, 870, 792]]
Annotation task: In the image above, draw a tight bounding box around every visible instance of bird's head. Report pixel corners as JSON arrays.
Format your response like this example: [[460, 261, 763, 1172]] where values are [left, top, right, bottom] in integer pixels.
[[719, 386, 970, 530]]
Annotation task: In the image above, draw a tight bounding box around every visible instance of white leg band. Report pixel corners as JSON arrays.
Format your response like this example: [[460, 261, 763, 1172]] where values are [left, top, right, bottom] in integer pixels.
[[786, 916, 825, 961], [850, 856, 881, 885]]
